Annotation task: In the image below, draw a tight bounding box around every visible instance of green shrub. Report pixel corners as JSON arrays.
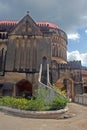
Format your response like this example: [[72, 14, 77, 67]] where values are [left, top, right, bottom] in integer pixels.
[[53, 85, 66, 97], [0, 98, 3, 106], [0, 96, 46, 111], [11, 98, 29, 110], [49, 96, 68, 110], [0, 96, 29, 110], [35, 88, 49, 104], [28, 98, 45, 111], [0, 96, 68, 111]]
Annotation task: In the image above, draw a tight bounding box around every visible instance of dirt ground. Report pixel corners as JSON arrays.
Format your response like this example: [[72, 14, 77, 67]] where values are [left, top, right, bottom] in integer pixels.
[[0, 103, 87, 130]]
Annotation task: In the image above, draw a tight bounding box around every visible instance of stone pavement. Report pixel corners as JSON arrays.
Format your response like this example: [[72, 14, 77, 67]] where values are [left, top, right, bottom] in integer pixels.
[[0, 103, 87, 130]]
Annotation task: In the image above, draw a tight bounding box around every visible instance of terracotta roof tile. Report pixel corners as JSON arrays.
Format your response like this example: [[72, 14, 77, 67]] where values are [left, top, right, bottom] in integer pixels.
[[81, 70, 87, 75], [0, 21, 59, 29], [0, 21, 18, 25], [37, 22, 59, 29]]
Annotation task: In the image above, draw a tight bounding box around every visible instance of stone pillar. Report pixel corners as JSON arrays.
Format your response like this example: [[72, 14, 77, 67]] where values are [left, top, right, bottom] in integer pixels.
[[55, 44, 58, 57], [12, 85, 16, 97], [57, 44, 59, 57], [14, 38, 19, 70], [52, 43, 55, 56], [32, 38, 37, 69], [29, 39, 33, 71], [26, 38, 30, 70], [71, 81, 74, 101], [20, 38, 25, 70]]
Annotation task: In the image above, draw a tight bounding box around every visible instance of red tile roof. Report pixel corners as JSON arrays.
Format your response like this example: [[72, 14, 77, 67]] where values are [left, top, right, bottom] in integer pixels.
[[0, 21, 18, 25], [37, 22, 59, 29], [0, 21, 59, 29], [81, 70, 87, 76]]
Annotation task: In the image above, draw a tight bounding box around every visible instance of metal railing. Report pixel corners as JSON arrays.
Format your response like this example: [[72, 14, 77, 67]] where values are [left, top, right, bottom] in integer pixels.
[[74, 94, 87, 105]]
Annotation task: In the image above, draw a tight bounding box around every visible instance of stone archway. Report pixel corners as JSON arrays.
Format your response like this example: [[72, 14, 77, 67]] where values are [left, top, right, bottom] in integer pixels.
[[14, 79, 33, 98], [56, 77, 74, 101]]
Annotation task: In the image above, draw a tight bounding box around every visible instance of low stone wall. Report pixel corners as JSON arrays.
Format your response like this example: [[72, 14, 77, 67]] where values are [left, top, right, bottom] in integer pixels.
[[74, 94, 87, 105], [0, 106, 68, 119]]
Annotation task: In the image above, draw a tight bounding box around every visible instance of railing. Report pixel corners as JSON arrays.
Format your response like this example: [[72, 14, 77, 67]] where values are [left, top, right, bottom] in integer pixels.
[[74, 94, 87, 105], [47, 64, 52, 87], [38, 64, 42, 83], [38, 64, 66, 104]]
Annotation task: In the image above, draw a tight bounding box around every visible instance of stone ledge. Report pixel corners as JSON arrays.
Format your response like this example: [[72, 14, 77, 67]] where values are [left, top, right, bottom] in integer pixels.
[[0, 106, 68, 119]]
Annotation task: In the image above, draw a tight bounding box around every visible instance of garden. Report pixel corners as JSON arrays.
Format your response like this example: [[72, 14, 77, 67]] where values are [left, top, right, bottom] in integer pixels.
[[0, 86, 68, 111]]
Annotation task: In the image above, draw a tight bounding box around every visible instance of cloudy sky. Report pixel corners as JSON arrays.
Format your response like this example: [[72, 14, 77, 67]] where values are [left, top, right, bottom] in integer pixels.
[[0, 0, 87, 66]]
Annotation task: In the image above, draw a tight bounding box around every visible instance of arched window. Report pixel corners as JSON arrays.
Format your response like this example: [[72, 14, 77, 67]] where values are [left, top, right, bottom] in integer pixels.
[[42, 56, 47, 71]]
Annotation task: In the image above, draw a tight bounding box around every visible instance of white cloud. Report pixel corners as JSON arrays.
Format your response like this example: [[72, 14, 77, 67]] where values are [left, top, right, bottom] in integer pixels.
[[0, 0, 87, 33], [85, 29, 87, 34], [81, 16, 87, 20], [67, 51, 87, 66], [67, 33, 80, 40]]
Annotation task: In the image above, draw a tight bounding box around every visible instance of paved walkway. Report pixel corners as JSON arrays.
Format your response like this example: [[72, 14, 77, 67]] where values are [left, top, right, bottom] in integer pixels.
[[0, 103, 87, 130]]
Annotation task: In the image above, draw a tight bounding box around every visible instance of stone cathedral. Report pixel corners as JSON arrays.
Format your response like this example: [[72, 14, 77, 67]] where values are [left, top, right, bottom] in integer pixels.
[[0, 13, 83, 100]]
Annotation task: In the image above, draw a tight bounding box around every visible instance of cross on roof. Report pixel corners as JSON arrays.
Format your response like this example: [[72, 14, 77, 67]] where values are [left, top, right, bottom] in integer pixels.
[[27, 11, 29, 15]]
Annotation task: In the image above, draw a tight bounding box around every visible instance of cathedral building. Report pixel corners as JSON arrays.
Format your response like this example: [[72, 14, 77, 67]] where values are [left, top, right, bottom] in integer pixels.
[[0, 13, 83, 100]]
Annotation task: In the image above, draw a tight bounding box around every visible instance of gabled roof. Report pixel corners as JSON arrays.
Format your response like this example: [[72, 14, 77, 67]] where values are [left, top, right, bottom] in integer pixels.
[[0, 21, 59, 33], [9, 14, 42, 36]]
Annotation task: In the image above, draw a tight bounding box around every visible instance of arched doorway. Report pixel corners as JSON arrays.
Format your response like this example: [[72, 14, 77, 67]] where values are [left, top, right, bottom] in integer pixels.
[[15, 79, 32, 98], [63, 78, 73, 99], [56, 77, 74, 100], [42, 56, 47, 71]]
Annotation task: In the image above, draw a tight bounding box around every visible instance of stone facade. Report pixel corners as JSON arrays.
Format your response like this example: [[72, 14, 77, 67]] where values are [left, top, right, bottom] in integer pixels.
[[81, 70, 87, 93], [0, 13, 83, 100]]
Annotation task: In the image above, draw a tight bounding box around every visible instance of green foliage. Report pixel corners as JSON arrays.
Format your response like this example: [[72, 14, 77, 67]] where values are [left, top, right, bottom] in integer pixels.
[[27, 98, 45, 111], [0, 96, 29, 110], [0, 98, 3, 106], [53, 85, 66, 97], [35, 87, 49, 104], [49, 96, 68, 110], [0, 96, 46, 111], [0, 96, 68, 111]]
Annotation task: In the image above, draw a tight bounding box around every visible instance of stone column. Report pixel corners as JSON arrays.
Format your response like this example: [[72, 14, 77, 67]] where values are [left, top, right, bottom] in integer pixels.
[[20, 38, 25, 70], [52, 43, 55, 57], [14, 38, 19, 70], [32, 38, 37, 69], [26, 38, 30, 70], [12, 85, 16, 97], [29, 39, 33, 71], [57, 44, 59, 57], [55, 44, 58, 57]]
